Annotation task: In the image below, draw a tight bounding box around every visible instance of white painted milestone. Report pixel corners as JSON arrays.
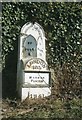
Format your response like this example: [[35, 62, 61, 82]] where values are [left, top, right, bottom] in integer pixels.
[[17, 22, 51, 100]]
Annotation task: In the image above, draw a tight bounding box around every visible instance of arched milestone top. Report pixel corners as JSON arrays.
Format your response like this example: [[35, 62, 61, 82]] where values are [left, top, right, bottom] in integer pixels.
[[20, 22, 46, 62], [20, 22, 45, 37], [34, 22, 45, 36], [21, 22, 32, 33]]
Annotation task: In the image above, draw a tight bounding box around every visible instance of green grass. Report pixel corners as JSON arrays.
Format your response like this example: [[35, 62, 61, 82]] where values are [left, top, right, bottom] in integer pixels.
[[3, 98, 81, 119]]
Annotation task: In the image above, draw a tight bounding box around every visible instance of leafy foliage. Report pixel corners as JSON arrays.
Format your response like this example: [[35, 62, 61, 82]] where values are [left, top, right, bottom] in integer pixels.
[[2, 3, 81, 99], [2, 2, 81, 65], [2, 98, 82, 119]]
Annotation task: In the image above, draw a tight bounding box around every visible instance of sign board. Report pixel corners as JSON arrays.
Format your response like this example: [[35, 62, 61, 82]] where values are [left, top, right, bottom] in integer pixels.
[[22, 35, 37, 58], [25, 58, 48, 71], [23, 71, 51, 87]]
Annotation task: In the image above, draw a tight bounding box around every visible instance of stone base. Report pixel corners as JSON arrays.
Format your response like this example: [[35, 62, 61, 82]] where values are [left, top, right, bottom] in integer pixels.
[[21, 87, 51, 100]]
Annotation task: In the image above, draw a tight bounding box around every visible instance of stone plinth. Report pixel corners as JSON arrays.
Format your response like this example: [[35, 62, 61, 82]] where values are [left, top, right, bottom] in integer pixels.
[[22, 87, 51, 100]]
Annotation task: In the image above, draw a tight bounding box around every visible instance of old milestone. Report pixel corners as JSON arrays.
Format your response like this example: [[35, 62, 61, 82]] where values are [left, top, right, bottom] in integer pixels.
[[17, 22, 51, 100]]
